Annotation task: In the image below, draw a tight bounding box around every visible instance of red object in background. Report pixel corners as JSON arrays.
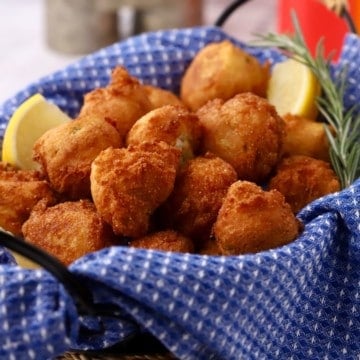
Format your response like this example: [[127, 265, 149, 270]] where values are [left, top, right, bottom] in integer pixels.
[[277, 0, 359, 59]]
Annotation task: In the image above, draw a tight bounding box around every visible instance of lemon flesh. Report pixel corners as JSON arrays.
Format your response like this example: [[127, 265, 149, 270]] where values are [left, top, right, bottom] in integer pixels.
[[2, 93, 71, 170], [267, 58, 320, 119]]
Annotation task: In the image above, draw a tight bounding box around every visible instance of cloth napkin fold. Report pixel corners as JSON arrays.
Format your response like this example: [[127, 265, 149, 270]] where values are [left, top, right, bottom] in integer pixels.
[[0, 26, 359, 359]]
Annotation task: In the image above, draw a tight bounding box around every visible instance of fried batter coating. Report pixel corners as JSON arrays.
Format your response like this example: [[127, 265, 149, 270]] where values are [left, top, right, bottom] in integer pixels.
[[143, 85, 186, 110], [180, 40, 270, 111], [268, 155, 341, 213], [214, 181, 301, 255], [126, 105, 202, 164], [0, 163, 44, 181], [90, 142, 181, 238], [197, 92, 284, 183], [0, 162, 17, 172], [33, 113, 122, 200], [22, 199, 119, 265], [198, 238, 223, 256], [158, 153, 237, 247], [282, 114, 331, 161], [0, 167, 56, 236], [79, 66, 152, 140], [130, 230, 194, 253]]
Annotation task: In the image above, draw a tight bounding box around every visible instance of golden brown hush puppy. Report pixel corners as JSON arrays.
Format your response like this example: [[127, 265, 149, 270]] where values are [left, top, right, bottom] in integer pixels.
[[158, 152, 237, 247], [33, 113, 122, 200], [90, 142, 181, 238], [143, 85, 186, 110], [22, 199, 119, 266], [197, 92, 284, 183], [126, 105, 202, 164], [0, 168, 56, 236], [282, 114, 331, 162], [268, 155, 341, 213], [180, 40, 270, 111], [0, 163, 44, 181], [213, 181, 301, 255], [79, 66, 152, 140], [130, 230, 194, 253]]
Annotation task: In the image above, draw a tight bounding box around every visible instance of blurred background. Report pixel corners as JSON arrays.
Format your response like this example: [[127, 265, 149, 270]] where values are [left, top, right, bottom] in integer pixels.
[[0, 0, 276, 104], [1, 0, 356, 105]]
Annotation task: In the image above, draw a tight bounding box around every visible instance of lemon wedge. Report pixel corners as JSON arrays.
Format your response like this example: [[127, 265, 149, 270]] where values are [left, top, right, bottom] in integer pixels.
[[267, 58, 321, 119], [11, 252, 40, 269], [2, 93, 71, 170]]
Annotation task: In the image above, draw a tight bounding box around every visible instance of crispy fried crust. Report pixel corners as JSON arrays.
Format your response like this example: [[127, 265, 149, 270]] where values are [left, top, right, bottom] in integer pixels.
[[79, 66, 152, 140], [126, 105, 202, 164], [0, 165, 56, 236], [282, 114, 331, 161], [268, 155, 341, 213], [0, 163, 44, 181], [22, 199, 119, 265], [33, 113, 122, 200], [181, 40, 270, 111], [197, 92, 285, 183], [130, 230, 194, 253], [90, 142, 181, 238], [198, 238, 223, 256], [158, 153, 237, 246], [143, 85, 186, 110], [214, 181, 301, 255], [0, 162, 18, 173]]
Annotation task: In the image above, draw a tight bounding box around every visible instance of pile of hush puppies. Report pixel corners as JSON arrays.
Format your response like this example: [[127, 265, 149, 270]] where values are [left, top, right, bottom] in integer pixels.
[[0, 40, 340, 265]]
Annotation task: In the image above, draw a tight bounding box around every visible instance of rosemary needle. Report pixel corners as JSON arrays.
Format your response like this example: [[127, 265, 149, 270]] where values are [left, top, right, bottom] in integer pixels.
[[254, 13, 360, 189]]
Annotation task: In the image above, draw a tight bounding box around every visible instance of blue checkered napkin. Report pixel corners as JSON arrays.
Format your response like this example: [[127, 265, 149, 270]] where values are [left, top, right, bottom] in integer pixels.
[[73, 179, 360, 360], [0, 26, 359, 360]]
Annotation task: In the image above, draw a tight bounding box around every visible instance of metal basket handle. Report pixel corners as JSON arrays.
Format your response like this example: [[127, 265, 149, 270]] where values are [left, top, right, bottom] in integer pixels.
[[0, 229, 172, 356], [0, 229, 100, 316]]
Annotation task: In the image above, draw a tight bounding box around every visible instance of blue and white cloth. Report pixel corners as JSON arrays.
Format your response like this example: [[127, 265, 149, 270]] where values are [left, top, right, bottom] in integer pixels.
[[0, 26, 359, 360]]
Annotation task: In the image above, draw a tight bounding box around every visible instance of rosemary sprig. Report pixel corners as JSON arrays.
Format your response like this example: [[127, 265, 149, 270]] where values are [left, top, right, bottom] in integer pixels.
[[254, 13, 360, 189]]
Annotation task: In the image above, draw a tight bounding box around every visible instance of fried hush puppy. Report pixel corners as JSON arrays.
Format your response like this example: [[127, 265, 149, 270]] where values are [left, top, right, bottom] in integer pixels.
[[79, 66, 152, 140], [126, 105, 202, 164], [143, 85, 186, 110], [0, 162, 44, 181], [198, 238, 223, 256], [22, 199, 119, 265], [282, 114, 331, 162], [0, 162, 17, 172], [213, 181, 301, 255], [130, 230, 194, 253], [0, 166, 56, 236], [158, 153, 237, 247], [268, 155, 341, 213], [181, 40, 270, 111], [90, 142, 181, 238], [33, 113, 122, 200], [197, 92, 285, 183]]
